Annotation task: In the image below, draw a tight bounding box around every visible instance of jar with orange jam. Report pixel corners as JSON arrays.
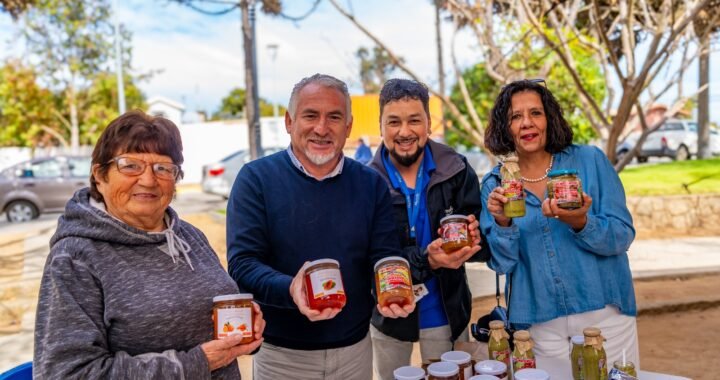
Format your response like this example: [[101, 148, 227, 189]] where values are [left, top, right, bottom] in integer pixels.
[[212, 293, 254, 343], [374, 256, 414, 308], [304, 259, 346, 310], [440, 215, 472, 252]]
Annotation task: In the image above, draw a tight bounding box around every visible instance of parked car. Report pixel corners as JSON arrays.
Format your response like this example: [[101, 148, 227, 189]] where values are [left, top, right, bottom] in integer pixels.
[[616, 120, 720, 163], [0, 155, 91, 222], [201, 147, 284, 198]]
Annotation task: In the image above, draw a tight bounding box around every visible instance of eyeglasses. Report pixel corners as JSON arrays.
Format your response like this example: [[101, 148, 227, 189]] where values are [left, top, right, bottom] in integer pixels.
[[502, 78, 547, 89], [107, 156, 182, 180]]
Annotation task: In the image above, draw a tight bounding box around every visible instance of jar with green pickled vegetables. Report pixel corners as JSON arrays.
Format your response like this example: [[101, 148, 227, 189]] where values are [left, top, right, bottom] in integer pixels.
[[612, 361, 637, 377], [511, 330, 536, 374], [500, 155, 525, 218], [570, 335, 584, 380], [582, 327, 607, 380], [547, 169, 583, 209], [488, 320, 511, 368]]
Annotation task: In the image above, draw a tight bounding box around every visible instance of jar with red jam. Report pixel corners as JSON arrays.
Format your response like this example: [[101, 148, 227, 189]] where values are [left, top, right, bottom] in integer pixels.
[[304, 259, 346, 310], [212, 293, 255, 343], [441, 351, 474, 380], [375, 256, 414, 308], [440, 215, 472, 252], [427, 361, 460, 380]]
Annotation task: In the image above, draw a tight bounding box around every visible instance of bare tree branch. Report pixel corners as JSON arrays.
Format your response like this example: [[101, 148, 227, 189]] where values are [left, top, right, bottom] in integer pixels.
[[40, 125, 69, 147], [326, 0, 485, 144]]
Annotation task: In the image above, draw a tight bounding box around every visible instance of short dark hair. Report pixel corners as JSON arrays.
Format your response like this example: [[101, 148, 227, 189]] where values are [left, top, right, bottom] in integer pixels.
[[379, 79, 430, 120], [90, 110, 184, 201], [484, 80, 573, 155]]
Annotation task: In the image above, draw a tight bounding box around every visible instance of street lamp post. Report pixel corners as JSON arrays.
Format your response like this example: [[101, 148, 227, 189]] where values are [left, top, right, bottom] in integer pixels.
[[266, 43, 279, 119]]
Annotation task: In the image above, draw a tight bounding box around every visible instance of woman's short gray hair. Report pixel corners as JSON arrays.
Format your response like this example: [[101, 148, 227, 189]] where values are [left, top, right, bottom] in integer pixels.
[[287, 74, 352, 119]]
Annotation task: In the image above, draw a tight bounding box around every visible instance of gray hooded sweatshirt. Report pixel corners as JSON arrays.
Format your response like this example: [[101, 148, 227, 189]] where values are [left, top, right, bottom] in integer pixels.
[[33, 188, 241, 379]]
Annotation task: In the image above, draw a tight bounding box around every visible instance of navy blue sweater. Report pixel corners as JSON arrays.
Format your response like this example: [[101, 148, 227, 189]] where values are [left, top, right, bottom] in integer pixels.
[[227, 151, 402, 350]]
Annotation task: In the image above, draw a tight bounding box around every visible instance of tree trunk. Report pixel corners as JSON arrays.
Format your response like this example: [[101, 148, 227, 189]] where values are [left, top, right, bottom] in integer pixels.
[[69, 83, 79, 155], [435, 0, 447, 140], [241, 0, 261, 160], [697, 30, 711, 159]]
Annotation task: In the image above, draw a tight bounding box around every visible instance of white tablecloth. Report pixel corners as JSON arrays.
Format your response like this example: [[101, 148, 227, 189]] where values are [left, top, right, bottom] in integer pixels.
[[535, 357, 690, 380]]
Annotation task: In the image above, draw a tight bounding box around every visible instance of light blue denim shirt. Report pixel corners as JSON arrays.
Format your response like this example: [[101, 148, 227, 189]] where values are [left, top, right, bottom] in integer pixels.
[[480, 144, 637, 326]]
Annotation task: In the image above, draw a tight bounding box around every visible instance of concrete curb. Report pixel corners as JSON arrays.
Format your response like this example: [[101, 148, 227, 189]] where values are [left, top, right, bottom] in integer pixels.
[[471, 270, 720, 316]]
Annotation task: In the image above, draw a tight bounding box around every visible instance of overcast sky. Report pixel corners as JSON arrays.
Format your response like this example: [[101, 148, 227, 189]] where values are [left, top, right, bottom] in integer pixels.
[[1, 0, 718, 123]]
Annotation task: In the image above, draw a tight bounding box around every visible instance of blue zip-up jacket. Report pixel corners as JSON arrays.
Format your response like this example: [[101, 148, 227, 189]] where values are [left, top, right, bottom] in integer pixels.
[[480, 145, 637, 326]]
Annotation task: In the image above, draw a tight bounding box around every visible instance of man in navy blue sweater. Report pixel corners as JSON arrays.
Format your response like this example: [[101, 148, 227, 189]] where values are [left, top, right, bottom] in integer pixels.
[[226, 74, 415, 380]]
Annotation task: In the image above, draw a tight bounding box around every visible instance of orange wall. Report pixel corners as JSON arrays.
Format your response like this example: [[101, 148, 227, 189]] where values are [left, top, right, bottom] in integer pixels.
[[349, 94, 444, 148]]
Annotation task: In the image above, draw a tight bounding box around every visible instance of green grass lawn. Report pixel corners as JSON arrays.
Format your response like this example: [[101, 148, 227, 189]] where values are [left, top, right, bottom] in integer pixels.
[[620, 158, 720, 196]]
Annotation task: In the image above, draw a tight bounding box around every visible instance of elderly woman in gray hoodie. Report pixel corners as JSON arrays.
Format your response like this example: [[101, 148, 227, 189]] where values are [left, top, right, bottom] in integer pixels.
[[34, 110, 264, 379]]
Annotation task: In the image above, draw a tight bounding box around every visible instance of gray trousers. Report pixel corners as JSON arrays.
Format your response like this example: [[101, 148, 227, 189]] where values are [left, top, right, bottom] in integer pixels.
[[370, 324, 469, 380], [253, 333, 372, 380]]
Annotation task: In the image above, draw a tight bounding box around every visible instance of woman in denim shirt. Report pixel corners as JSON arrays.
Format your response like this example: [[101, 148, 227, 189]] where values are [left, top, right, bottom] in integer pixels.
[[480, 80, 639, 367]]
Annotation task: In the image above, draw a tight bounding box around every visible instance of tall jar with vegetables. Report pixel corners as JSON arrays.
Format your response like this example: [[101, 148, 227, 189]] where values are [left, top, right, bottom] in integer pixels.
[[500, 155, 525, 218], [582, 327, 608, 380], [488, 320, 511, 368], [511, 330, 536, 373]]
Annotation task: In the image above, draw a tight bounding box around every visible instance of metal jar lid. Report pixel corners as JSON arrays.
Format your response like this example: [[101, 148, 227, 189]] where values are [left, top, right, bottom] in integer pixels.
[[440, 214, 470, 224], [213, 293, 253, 303]]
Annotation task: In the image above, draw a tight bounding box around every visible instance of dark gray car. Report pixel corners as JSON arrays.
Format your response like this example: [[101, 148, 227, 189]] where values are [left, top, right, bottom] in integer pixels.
[[0, 155, 91, 222]]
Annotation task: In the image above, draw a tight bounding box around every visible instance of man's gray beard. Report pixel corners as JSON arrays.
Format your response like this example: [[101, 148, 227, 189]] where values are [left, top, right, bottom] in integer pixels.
[[389, 144, 425, 167], [305, 150, 337, 166]]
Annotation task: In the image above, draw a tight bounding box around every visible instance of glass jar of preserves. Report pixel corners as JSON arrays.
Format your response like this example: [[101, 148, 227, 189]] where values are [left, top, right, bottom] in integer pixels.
[[571, 335, 584, 380], [393, 366, 426, 380], [469, 376, 501, 380], [500, 155, 525, 218], [612, 361, 637, 377], [441, 351, 473, 380], [212, 293, 254, 343], [474, 360, 507, 380], [582, 327, 608, 380], [487, 320, 511, 368], [514, 368, 550, 380], [374, 256, 414, 308], [304, 259, 346, 310], [547, 169, 583, 209], [512, 330, 536, 373], [428, 361, 460, 380], [440, 215, 472, 252]]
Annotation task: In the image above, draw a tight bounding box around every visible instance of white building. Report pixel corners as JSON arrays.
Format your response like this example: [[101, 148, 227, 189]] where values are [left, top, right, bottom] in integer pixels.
[[147, 96, 185, 126]]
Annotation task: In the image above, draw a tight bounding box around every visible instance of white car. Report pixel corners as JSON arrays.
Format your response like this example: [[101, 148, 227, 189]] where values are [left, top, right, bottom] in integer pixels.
[[635, 120, 720, 162], [201, 147, 284, 199]]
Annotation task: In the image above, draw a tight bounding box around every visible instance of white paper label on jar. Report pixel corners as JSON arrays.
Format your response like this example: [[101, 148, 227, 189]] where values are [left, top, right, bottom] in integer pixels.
[[216, 307, 252, 338], [309, 268, 345, 299]]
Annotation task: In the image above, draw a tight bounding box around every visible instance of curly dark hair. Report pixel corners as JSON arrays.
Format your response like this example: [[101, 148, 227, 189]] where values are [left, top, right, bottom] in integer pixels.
[[90, 110, 184, 202], [379, 79, 430, 120], [484, 80, 573, 155]]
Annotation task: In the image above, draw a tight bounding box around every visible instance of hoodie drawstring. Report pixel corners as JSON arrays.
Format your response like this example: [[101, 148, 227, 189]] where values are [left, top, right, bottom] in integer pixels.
[[152, 228, 195, 271]]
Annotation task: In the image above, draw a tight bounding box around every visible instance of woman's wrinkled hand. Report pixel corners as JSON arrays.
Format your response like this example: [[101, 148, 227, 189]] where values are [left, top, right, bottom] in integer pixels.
[[541, 192, 593, 231], [487, 187, 511, 227], [202, 302, 265, 371]]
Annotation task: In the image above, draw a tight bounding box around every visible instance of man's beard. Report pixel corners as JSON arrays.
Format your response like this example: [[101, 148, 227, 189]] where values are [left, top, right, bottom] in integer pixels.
[[305, 150, 336, 166], [389, 143, 425, 167]]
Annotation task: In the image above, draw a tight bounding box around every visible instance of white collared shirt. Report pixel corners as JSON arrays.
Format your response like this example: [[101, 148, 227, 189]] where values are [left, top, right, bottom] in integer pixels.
[[286, 145, 344, 181]]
